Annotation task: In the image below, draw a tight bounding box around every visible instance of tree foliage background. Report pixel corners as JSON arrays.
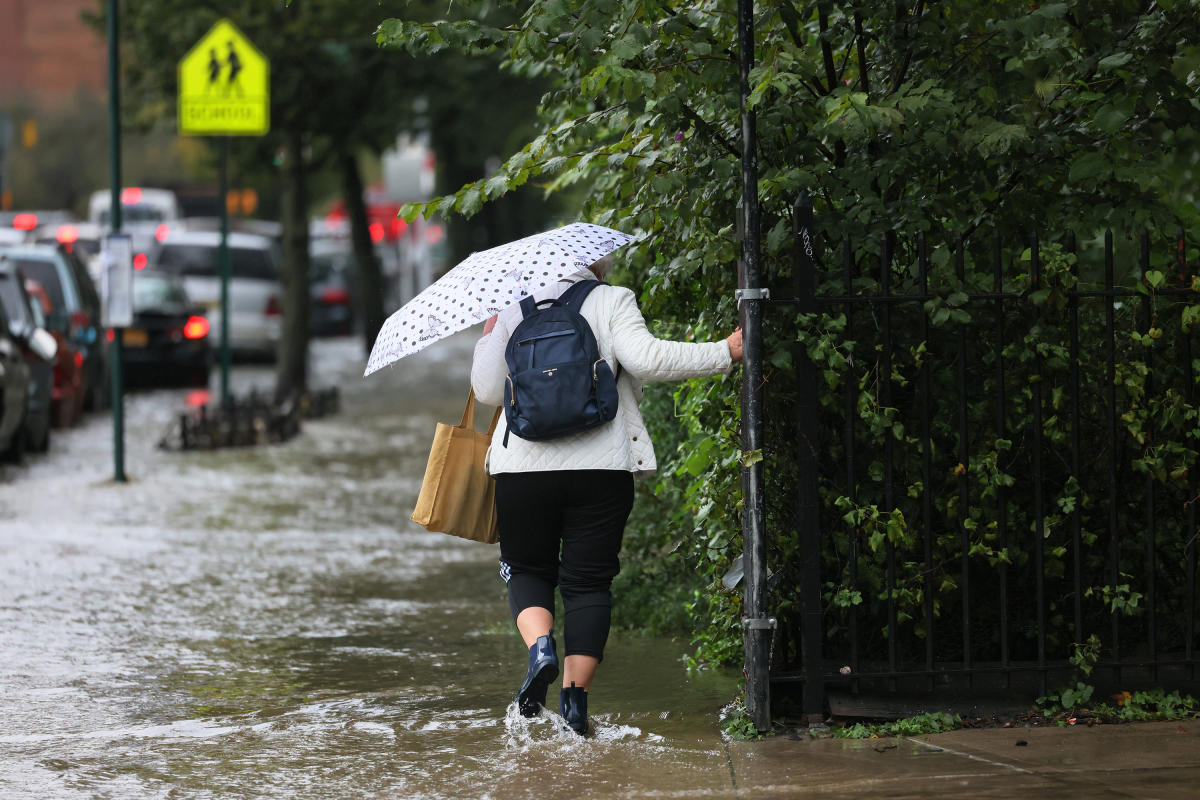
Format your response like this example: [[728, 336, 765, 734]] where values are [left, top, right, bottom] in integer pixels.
[[384, 1, 1200, 669], [98, 0, 559, 396]]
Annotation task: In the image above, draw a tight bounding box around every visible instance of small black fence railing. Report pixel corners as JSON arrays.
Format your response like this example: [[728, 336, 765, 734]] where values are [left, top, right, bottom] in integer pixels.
[[765, 196, 1199, 715]]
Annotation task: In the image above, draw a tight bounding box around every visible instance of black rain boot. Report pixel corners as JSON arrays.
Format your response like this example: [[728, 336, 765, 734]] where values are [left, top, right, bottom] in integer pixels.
[[516, 631, 558, 717], [559, 681, 588, 735]]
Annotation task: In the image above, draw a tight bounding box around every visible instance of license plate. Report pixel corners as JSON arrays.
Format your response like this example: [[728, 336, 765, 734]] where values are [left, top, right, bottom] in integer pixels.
[[123, 328, 148, 347]]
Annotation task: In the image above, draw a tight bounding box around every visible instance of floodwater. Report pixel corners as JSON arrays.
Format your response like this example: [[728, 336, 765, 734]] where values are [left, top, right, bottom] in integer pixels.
[[0, 335, 740, 799]]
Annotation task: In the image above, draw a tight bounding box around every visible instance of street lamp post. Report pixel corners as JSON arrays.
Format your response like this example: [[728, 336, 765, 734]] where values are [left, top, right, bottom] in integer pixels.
[[107, 0, 125, 483]]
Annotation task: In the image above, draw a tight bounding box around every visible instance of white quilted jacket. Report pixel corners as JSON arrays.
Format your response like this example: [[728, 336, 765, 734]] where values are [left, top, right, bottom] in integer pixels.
[[471, 275, 733, 476]]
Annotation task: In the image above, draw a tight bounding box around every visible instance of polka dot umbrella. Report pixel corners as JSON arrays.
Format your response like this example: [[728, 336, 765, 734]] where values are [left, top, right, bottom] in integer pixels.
[[364, 222, 635, 376]]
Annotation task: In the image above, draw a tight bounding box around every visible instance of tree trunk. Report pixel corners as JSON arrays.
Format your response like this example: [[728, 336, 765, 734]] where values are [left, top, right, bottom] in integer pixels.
[[338, 151, 386, 356], [274, 127, 311, 405]]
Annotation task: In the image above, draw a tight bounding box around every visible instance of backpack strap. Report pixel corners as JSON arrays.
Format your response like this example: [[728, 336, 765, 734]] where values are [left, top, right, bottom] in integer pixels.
[[557, 278, 605, 312], [519, 295, 539, 318], [556, 279, 622, 382]]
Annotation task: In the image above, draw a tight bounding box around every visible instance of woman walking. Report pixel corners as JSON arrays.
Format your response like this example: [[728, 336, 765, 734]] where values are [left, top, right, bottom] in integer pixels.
[[471, 254, 742, 734]]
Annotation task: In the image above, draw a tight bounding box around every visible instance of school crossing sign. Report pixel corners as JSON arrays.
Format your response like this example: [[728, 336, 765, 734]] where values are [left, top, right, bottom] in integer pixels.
[[178, 19, 269, 136]]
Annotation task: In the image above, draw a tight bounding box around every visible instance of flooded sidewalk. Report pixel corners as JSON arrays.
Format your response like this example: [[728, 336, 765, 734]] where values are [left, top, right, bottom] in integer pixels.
[[0, 335, 739, 799], [2, 335, 1198, 799]]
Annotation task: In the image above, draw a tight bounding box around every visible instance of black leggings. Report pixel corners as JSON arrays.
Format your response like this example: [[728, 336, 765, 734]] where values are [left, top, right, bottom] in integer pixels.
[[495, 470, 635, 660]]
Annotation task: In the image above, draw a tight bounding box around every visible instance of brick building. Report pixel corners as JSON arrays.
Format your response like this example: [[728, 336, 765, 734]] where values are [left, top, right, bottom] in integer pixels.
[[0, 0, 107, 105]]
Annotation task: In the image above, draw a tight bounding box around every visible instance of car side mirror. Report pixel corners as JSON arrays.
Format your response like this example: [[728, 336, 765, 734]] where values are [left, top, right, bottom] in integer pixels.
[[28, 327, 57, 362]]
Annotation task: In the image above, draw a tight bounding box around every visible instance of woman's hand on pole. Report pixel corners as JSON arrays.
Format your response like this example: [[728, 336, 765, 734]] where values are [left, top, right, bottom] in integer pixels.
[[726, 328, 743, 362]]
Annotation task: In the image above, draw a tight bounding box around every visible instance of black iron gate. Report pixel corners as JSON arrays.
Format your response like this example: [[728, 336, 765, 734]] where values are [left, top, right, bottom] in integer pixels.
[[765, 195, 1200, 717]]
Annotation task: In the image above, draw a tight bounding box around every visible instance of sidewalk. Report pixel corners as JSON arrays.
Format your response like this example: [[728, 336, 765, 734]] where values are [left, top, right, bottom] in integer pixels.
[[725, 720, 1200, 798]]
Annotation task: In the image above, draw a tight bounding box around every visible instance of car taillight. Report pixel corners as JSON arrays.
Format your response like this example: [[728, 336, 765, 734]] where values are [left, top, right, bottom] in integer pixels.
[[183, 315, 210, 339], [57, 225, 79, 244], [13, 213, 37, 231], [264, 296, 281, 317], [74, 351, 84, 369], [319, 286, 351, 305], [105, 328, 115, 343], [155, 224, 169, 242], [133, 253, 148, 270]]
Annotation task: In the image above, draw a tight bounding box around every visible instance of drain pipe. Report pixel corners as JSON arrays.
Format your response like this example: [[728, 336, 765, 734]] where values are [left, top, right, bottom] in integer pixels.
[[737, 0, 772, 733]]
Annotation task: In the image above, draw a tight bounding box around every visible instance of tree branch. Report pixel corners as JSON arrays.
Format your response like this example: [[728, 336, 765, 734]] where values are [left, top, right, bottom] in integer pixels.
[[854, 12, 870, 95], [681, 104, 741, 160]]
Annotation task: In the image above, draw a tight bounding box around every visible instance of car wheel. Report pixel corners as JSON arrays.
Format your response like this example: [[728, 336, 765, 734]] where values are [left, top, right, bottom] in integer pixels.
[[92, 378, 111, 411], [34, 423, 50, 453], [4, 427, 27, 464], [187, 367, 211, 388]]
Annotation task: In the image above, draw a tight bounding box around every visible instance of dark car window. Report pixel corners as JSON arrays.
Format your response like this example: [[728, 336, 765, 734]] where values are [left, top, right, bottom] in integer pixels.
[[0, 273, 31, 328], [311, 252, 351, 282], [133, 275, 190, 313], [10, 258, 65, 310], [99, 205, 164, 225], [61, 248, 100, 313], [37, 236, 102, 259], [156, 244, 277, 280]]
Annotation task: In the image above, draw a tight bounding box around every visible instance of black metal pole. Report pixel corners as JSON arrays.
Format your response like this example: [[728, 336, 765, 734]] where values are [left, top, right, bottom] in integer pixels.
[[794, 193, 823, 721], [737, 0, 770, 732], [107, 0, 125, 483], [219, 136, 232, 407]]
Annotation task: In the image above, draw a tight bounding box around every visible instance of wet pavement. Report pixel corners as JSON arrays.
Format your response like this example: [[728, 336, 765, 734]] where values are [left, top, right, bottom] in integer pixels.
[[1, 334, 1198, 799]]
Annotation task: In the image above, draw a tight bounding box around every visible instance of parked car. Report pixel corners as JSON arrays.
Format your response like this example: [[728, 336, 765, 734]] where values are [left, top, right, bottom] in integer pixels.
[[0, 243, 109, 410], [150, 230, 282, 361], [88, 187, 182, 265], [121, 270, 211, 387], [310, 242, 355, 337], [0, 261, 37, 459], [4, 209, 77, 236], [0, 260, 57, 452], [25, 280, 84, 429], [31, 221, 105, 281], [0, 228, 26, 247]]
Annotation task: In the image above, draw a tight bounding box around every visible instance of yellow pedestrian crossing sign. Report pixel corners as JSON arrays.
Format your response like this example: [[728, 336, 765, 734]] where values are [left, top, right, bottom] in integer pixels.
[[178, 19, 269, 136]]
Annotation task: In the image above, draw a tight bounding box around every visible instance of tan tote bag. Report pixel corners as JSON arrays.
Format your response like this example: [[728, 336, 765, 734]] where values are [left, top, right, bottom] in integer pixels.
[[410, 390, 502, 544]]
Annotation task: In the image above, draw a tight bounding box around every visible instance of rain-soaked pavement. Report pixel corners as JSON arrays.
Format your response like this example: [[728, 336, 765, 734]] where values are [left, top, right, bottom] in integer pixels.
[[3, 334, 1200, 799]]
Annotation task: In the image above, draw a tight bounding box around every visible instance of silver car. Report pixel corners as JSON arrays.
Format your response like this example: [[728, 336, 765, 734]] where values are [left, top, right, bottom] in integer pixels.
[[150, 230, 282, 360]]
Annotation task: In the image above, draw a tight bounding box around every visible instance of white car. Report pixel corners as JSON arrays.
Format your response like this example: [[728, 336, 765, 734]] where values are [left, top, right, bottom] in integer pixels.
[[31, 222, 105, 281], [88, 187, 182, 264], [150, 230, 282, 360]]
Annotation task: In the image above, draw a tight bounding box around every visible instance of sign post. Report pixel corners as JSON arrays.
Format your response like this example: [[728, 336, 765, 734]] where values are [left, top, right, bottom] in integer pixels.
[[178, 18, 269, 407], [106, 0, 125, 482]]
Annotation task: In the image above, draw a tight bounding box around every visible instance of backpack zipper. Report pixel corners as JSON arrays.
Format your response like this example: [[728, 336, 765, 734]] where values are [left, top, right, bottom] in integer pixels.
[[516, 329, 573, 346]]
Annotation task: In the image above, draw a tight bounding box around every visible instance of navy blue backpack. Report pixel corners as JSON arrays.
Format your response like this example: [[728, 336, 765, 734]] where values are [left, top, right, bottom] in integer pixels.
[[502, 280, 619, 445]]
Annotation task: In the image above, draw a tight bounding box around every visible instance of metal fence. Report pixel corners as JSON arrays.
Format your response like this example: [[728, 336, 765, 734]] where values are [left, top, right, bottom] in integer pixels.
[[765, 195, 1200, 717]]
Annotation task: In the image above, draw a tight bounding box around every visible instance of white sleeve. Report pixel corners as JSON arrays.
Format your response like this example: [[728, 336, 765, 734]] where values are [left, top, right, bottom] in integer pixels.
[[470, 321, 511, 406], [606, 288, 733, 381]]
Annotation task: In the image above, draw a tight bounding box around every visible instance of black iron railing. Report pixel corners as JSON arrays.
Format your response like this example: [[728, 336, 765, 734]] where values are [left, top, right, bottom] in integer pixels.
[[769, 195, 1199, 715]]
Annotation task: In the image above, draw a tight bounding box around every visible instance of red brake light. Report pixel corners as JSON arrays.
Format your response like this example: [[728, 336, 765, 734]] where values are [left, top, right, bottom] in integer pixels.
[[57, 225, 79, 244], [74, 351, 84, 368], [133, 253, 148, 270], [121, 187, 142, 205], [424, 223, 444, 244], [105, 328, 114, 343], [13, 213, 37, 231], [183, 315, 210, 339], [319, 286, 351, 305], [155, 224, 169, 242], [390, 218, 406, 238], [264, 296, 281, 317], [368, 222, 384, 243]]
